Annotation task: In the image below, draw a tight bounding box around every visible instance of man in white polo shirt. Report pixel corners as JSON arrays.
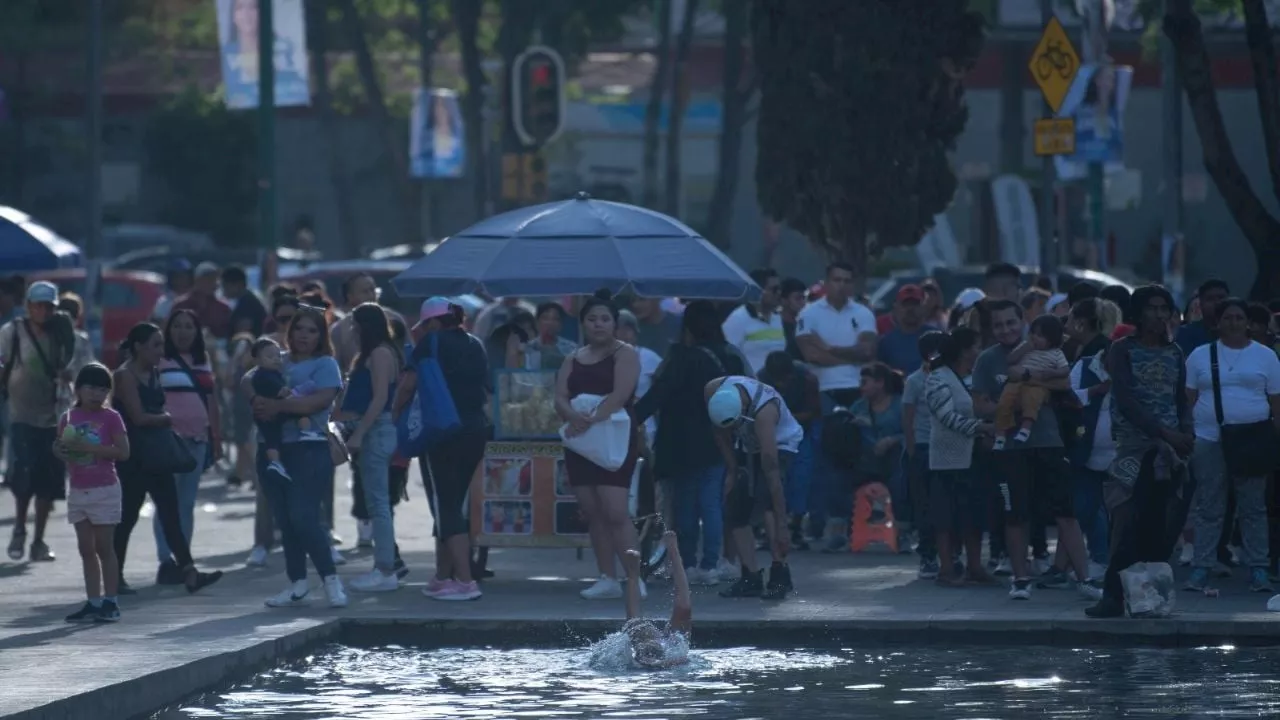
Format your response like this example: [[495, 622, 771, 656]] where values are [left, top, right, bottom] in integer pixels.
[[722, 268, 785, 376], [794, 261, 878, 551]]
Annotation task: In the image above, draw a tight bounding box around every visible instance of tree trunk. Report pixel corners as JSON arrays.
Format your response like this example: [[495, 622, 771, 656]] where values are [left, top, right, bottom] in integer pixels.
[[641, 0, 674, 209], [1242, 0, 1280, 209], [416, 0, 438, 239], [337, 0, 419, 248], [663, 0, 700, 217], [704, 0, 750, 249], [1165, 1, 1280, 300], [453, 0, 488, 221], [307, 0, 359, 257]]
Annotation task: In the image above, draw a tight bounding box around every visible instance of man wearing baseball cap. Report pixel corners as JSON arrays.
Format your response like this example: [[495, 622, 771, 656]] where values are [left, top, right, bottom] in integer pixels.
[[2, 280, 70, 562], [876, 284, 930, 374]]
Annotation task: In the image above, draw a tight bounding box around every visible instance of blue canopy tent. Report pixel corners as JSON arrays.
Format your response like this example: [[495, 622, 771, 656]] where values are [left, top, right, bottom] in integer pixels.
[[0, 206, 83, 271]]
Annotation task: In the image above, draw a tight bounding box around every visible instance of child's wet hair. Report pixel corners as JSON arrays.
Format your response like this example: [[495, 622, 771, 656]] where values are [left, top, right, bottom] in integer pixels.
[[252, 336, 281, 359]]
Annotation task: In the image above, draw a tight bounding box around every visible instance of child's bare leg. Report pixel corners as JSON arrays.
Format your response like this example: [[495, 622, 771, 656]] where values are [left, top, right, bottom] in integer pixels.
[[95, 525, 119, 597], [75, 521, 101, 599]]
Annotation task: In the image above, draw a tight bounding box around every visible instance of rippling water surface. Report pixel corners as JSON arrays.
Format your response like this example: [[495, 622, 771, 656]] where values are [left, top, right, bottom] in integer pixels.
[[161, 641, 1280, 719]]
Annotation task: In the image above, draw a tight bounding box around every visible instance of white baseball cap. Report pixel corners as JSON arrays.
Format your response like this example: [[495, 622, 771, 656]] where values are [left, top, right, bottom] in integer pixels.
[[707, 386, 745, 427]]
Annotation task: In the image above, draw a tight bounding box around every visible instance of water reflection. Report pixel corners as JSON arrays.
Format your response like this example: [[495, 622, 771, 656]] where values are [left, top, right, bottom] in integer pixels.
[[161, 644, 1280, 719]]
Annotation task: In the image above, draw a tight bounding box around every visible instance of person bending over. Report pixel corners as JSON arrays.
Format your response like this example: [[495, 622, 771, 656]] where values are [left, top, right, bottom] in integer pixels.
[[622, 531, 691, 670]]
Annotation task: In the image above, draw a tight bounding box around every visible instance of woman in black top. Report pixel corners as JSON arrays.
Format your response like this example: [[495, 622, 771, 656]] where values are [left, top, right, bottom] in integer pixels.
[[396, 298, 489, 601]]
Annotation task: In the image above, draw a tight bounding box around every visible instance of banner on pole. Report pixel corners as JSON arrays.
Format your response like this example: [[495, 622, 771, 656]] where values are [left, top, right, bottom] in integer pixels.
[[1054, 63, 1132, 181], [410, 88, 467, 178], [216, 0, 311, 110]]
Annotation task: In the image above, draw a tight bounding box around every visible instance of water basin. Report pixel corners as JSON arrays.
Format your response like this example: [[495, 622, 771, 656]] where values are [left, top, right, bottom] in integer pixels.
[[158, 642, 1280, 719]]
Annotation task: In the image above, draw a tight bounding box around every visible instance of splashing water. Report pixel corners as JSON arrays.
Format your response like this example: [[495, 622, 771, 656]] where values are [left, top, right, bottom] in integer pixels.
[[586, 628, 692, 672]]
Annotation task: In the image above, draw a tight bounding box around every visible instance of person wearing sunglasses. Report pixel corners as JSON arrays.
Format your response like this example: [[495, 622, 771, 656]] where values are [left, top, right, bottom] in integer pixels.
[[704, 372, 805, 600]]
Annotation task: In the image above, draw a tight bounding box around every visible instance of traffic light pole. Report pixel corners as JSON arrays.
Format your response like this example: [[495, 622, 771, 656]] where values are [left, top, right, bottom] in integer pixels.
[[258, 0, 277, 282]]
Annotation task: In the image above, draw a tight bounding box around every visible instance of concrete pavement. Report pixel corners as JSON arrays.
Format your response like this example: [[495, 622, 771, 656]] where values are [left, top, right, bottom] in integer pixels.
[[1, 463, 1278, 719]]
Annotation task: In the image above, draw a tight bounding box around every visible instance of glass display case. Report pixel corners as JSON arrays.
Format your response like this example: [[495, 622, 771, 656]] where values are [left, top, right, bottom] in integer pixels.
[[492, 368, 561, 440]]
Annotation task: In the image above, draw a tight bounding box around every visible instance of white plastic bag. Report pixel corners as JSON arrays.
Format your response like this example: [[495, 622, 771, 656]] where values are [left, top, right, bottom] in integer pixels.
[[1119, 562, 1176, 618], [560, 393, 631, 471]]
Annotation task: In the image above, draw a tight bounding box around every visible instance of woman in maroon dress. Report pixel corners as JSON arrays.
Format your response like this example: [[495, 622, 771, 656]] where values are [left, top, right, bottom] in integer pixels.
[[555, 291, 641, 600]]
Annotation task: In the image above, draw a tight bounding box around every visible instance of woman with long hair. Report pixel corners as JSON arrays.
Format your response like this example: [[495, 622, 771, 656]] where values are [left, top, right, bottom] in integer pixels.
[[151, 309, 222, 585], [396, 298, 490, 601], [112, 323, 222, 594], [339, 303, 402, 592], [247, 305, 348, 609]]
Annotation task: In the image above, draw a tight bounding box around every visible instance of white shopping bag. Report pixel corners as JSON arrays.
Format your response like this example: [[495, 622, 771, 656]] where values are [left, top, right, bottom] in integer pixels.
[[560, 393, 631, 471], [1119, 562, 1176, 618]]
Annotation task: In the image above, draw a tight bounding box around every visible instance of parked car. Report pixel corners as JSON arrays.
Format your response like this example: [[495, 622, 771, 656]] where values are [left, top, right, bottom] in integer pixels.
[[867, 265, 1138, 313], [26, 268, 166, 368]]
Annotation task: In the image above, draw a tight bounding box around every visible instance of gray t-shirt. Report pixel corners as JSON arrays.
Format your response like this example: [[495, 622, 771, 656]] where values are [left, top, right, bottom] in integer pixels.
[[636, 312, 684, 356], [902, 369, 931, 446], [971, 343, 1062, 448]]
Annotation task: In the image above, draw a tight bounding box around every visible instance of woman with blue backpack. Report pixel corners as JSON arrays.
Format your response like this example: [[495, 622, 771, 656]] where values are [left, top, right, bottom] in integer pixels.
[[396, 297, 489, 602]]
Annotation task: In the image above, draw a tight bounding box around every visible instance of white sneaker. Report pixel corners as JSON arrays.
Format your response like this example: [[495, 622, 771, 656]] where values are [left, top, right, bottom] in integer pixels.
[[687, 567, 718, 586], [1179, 543, 1194, 566], [324, 575, 348, 608], [265, 579, 310, 608], [1032, 557, 1052, 576], [1077, 579, 1104, 601], [994, 556, 1013, 576], [1009, 579, 1033, 600], [716, 558, 739, 582], [357, 520, 374, 548], [1087, 561, 1107, 581], [350, 569, 399, 593], [331, 547, 347, 566], [580, 575, 623, 600], [246, 545, 269, 567]]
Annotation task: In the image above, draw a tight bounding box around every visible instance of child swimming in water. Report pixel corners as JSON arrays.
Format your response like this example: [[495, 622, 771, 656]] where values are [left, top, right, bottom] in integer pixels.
[[622, 531, 692, 670]]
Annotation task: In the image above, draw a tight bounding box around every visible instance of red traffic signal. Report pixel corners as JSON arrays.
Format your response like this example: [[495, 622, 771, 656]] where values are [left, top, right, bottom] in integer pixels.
[[512, 46, 565, 147]]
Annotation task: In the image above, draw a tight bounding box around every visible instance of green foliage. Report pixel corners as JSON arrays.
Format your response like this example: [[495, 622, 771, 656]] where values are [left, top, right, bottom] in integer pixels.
[[143, 89, 258, 247], [752, 0, 985, 269]]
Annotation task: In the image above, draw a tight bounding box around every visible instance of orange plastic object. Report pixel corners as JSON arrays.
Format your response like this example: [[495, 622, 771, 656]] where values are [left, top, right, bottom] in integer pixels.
[[850, 482, 897, 553]]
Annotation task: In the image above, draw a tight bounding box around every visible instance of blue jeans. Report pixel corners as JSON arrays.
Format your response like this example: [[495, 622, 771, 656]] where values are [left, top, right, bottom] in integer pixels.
[[1073, 466, 1110, 566], [155, 437, 206, 564], [357, 414, 397, 572], [785, 430, 815, 516], [672, 464, 725, 571], [260, 441, 336, 582]]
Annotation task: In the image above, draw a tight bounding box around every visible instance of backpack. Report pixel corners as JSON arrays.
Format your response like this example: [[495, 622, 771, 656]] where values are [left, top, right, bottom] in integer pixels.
[[821, 405, 863, 470], [397, 332, 462, 456]]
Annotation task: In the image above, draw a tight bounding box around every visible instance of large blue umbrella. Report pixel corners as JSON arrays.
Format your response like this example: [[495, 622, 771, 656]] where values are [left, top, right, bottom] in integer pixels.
[[0, 206, 83, 271], [392, 194, 760, 300]]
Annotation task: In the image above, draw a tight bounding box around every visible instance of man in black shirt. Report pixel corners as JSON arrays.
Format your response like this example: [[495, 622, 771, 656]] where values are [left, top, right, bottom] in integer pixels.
[[778, 277, 808, 362], [221, 265, 267, 338]]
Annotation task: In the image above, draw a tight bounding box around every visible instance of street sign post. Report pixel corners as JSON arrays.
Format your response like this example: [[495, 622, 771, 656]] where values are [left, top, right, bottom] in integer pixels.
[[1033, 118, 1076, 156], [1028, 17, 1080, 114]]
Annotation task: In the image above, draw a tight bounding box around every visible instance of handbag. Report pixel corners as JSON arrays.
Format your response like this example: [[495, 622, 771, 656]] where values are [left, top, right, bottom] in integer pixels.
[[172, 355, 216, 471], [1209, 342, 1277, 477], [327, 421, 351, 467], [133, 426, 199, 476]]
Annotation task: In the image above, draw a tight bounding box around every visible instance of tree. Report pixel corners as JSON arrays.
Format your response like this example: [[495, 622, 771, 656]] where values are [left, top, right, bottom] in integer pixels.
[[1160, 0, 1280, 299], [705, 0, 754, 250], [663, 0, 700, 216], [641, 0, 674, 209], [751, 0, 984, 277]]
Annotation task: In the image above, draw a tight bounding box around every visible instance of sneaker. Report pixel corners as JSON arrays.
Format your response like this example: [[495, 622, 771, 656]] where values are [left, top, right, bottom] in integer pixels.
[[95, 599, 121, 623], [993, 556, 1013, 576], [330, 547, 347, 566], [393, 556, 410, 581], [266, 580, 311, 608], [687, 567, 718, 586], [156, 560, 184, 585], [432, 580, 483, 601], [1183, 567, 1210, 591], [65, 601, 100, 623], [918, 558, 940, 580], [422, 576, 451, 597], [720, 570, 764, 598], [329, 529, 344, 546], [1036, 567, 1071, 590], [1250, 568, 1274, 593], [300, 430, 326, 441], [246, 545, 269, 567], [1009, 578, 1032, 600], [267, 460, 292, 481], [323, 575, 348, 608], [1179, 542, 1194, 566], [580, 576, 623, 600], [357, 520, 374, 548], [762, 563, 793, 600], [7, 530, 25, 561], [350, 569, 400, 593], [1012, 428, 1032, 443], [29, 540, 54, 562], [715, 558, 739, 582], [186, 569, 223, 594], [992, 436, 1007, 451], [1077, 579, 1104, 601], [1032, 555, 1052, 577]]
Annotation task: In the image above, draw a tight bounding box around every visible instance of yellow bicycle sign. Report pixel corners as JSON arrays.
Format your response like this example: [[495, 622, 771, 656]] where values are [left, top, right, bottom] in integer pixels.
[[1028, 17, 1080, 114]]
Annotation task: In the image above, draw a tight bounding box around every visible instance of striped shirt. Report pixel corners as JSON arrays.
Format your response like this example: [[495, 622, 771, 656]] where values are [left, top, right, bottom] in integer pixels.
[[158, 355, 214, 440], [925, 367, 984, 471]]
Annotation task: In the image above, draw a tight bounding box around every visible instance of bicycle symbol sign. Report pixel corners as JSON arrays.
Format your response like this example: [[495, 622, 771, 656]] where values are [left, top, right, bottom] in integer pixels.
[[1028, 17, 1080, 114]]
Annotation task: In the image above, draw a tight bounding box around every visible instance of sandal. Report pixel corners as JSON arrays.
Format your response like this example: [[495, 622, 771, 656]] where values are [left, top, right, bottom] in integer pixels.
[[184, 565, 224, 594], [8, 529, 26, 561]]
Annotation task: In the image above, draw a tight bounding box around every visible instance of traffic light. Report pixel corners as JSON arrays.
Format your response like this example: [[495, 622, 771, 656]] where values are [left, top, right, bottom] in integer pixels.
[[511, 46, 565, 147]]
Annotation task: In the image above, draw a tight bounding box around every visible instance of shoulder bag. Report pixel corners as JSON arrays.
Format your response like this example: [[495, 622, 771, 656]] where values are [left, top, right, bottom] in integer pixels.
[[1210, 342, 1277, 477], [172, 355, 216, 470]]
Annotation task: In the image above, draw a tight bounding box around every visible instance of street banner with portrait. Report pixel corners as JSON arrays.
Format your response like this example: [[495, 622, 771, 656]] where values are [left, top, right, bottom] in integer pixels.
[[216, 0, 311, 110], [1054, 63, 1133, 181], [410, 88, 466, 178]]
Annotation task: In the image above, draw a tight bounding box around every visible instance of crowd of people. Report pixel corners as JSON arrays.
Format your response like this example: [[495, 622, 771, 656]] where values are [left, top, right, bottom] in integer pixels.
[[3, 256, 1280, 623]]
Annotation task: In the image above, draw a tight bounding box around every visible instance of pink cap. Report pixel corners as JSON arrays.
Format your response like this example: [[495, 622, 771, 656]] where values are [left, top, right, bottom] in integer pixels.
[[417, 296, 453, 325]]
